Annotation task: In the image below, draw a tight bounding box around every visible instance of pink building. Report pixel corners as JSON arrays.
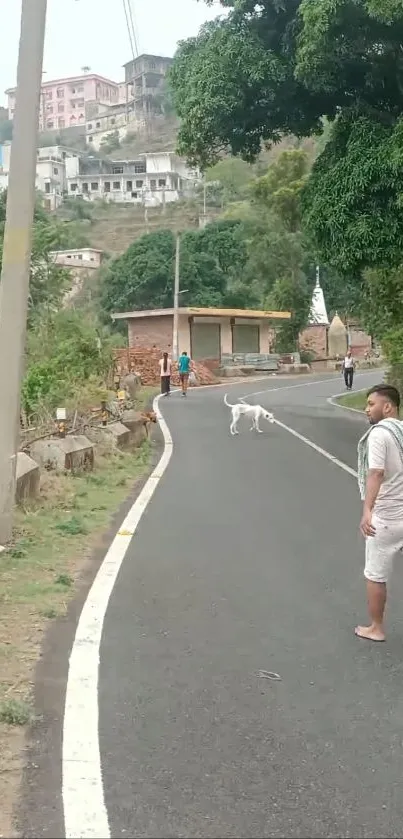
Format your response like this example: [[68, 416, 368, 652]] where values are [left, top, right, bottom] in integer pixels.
[[6, 73, 119, 132]]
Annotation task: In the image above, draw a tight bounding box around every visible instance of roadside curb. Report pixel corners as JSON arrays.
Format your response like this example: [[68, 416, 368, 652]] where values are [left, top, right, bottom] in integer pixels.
[[327, 390, 367, 416]]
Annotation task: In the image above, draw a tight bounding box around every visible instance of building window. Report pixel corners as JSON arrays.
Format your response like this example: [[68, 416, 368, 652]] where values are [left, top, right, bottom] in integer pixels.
[[88, 136, 93, 142], [136, 180, 143, 188], [113, 181, 120, 190], [46, 103, 53, 113], [53, 167, 58, 175], [77, 85, 84, 93], [77, 99, 85, 108], [58, 103, 64, 113], [91, 182, 99, 191], [58, 118, 65, 129], [150, 179, 156, 190], [131, 192, 138, 199], [112, 166, 123, 174], [111, 118, 116, 125], [46, 120, 54, 129], [70, 183, 77, 191], [45, 90, 52, 100], [104, 182, 110, 192], [96, 122, 100, 128], [82, 183, 89, 193], [88, 123, 92, 130], [45, 183, 50, 194], [134, 162, 146, 174], [158, 179, 166, 188], [126, 180, 132, 191], [56, 87, 64, 98]]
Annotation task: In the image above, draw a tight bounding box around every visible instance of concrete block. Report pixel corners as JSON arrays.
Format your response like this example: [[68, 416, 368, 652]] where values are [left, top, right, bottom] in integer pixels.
[[30, 435, 94, 473], [279, 363, 311, 375], [121, 410, 147, 447], [86, 421, 132, 450], [16, 452, 40, 503]]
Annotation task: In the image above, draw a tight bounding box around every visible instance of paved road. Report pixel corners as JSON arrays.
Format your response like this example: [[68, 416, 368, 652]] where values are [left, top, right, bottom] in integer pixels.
[[93, 370, 403, 839]]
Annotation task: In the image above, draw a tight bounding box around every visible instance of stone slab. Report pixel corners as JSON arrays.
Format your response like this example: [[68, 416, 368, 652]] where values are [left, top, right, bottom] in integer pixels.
[[86, 421, 132, 450], [30, 435, 94, 473], [16, 451, 40, 503]]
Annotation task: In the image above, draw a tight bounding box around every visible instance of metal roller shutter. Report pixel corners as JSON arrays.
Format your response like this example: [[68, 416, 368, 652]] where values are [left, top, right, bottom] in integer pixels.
[[191, 322, 221, 360], [232, 324, 259, 354]]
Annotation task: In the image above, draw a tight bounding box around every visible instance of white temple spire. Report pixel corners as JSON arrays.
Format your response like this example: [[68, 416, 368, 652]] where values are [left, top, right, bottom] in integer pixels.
[[309, 265, 329, 325]]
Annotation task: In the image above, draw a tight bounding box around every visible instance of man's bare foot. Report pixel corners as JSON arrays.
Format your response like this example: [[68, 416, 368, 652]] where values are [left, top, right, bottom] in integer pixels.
[[355, 624, 385, 642]]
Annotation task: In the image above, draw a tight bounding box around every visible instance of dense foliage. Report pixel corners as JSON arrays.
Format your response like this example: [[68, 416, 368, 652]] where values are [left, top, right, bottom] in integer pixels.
[[170, 0, 403, 374]]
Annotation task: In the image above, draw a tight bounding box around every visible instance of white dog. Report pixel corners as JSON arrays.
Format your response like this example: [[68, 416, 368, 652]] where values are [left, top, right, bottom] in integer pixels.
[[224, 394, 275, 436]]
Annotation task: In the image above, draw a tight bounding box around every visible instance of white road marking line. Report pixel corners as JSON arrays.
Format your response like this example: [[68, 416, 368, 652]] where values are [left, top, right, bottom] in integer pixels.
[[243, 370, 379, 399], [62, 393, 172, 839], [272, 417, 358, 479]]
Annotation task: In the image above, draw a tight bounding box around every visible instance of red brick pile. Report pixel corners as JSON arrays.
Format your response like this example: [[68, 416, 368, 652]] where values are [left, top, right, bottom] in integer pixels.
[[114, 348, 218, 387]]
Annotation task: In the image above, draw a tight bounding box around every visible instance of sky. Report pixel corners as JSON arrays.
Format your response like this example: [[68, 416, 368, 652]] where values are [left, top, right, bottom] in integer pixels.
[[0, 0, 222, 104]]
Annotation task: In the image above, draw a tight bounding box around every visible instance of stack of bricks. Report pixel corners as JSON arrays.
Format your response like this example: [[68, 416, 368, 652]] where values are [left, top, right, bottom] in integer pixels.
[[114, 348, 218, 387]]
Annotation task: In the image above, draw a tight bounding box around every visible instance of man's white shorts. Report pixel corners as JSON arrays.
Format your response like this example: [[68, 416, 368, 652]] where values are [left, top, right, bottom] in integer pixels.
[[365, 515, 403, 583]]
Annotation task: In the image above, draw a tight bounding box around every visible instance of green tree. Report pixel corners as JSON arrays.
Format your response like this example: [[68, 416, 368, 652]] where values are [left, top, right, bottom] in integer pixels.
[[169, 3, 329, 168], [0, 191, 70, 319], [98, 221, 257, 320]]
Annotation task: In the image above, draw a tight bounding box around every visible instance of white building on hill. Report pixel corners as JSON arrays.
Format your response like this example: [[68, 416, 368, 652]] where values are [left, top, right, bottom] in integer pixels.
[[0, 142, 80, 210], [66, 150, 200, 206]]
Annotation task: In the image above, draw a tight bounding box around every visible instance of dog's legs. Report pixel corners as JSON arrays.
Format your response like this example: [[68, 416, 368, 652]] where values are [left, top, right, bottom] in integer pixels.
[[230, 418, 238, 436], [255, 420, 263, 433]]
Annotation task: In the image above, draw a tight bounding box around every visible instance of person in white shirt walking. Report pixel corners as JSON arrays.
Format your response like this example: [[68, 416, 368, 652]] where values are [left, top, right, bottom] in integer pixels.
[[342, 349, 355, 390], [356, 384, 403, 641], [159, 352, 172, 397]]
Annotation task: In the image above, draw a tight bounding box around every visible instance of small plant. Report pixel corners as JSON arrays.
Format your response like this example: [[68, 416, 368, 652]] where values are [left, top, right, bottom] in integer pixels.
[[55, 516, 88, 536], [55, 573, 73, 588], [40, 607, 59, 619], [0, 698, 34, 726]]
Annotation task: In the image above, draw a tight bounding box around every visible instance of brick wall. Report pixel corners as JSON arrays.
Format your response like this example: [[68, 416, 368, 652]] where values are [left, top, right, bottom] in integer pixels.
[[128, 316, 173, 350], [299, 325, 328, 359]]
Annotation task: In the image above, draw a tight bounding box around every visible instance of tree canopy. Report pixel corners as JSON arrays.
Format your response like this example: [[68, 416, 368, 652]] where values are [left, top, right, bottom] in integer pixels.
[[170, 0, 403, 168]]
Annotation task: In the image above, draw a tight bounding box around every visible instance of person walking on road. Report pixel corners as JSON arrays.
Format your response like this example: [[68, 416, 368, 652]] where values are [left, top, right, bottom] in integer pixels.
[[342, 349, 355, 390], [356, 384, 403, 642], [178, 350, 191, 397], [159, 351, 171, 397]]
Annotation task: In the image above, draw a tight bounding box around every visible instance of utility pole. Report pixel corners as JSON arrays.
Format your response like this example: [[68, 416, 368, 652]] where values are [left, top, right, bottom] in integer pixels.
[[173, 233, 180, 361], [0, 0, 47, 544]]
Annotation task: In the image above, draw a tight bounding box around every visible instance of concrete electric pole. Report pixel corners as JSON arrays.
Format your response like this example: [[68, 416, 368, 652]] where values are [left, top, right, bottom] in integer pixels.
[[172, 233, 180, 361], [0, 0, 48, 544]]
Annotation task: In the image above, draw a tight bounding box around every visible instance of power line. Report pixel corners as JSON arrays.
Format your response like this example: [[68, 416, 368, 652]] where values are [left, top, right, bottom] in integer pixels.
[[127, 0, 140, 57], [122, 0, 136, 62]]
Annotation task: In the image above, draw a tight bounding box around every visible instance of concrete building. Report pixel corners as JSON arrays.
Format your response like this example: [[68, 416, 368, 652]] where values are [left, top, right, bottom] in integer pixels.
[[67, 151, 200, 206], [86, 101, 146, 151], [6, 73, 119, 133], [0, 142, 80, 210], [112, 307, 291, 361], [50, 248, 104, 306], [123, 54, 173, 113]]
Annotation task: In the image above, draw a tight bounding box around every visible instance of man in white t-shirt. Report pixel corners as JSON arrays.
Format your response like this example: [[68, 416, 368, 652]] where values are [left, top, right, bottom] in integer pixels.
[[356, 384, 403, 641], [342, 349, 355, 390]]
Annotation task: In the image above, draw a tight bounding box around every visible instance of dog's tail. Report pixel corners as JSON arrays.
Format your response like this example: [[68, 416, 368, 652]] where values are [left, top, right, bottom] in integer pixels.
[[224, 393, 236, 408]]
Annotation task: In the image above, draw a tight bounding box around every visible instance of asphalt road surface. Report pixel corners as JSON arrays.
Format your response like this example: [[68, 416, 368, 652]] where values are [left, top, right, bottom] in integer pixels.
[[87, 370, 403, 839]]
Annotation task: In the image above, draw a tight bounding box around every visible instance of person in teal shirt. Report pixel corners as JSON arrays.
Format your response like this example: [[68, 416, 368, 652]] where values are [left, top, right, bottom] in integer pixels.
[[178, 350, 191, 396]]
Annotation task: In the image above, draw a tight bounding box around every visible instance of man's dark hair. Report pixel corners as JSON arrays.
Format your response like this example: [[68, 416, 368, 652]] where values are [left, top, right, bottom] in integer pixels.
[[367, 383, 401, 409]]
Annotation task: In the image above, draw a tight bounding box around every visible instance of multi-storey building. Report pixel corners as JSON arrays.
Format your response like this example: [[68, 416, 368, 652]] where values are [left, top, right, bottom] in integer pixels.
[[66, 150, 200, 206], [122, 54, 173, 113], [5, 73, 119, 133], [0, 142, 80, 210]]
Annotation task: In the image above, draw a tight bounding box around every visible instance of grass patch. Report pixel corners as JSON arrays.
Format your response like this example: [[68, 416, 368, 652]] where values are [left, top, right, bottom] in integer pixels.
[[0, 433, 154, 723], [335, 390, 367, 411], [0, 699, 34, 727]]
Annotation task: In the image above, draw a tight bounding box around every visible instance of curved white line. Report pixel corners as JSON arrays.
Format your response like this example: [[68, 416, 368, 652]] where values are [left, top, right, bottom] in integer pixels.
[[62, 394, 172, 839]]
